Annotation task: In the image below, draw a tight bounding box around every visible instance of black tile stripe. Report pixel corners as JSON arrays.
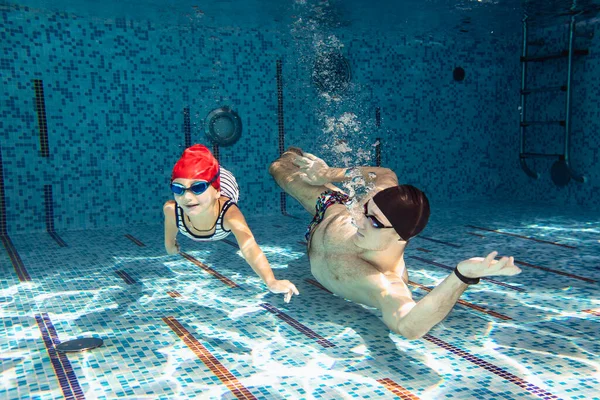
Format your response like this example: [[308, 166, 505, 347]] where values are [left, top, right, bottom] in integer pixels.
[[124, 234, 145, 247], [115, 270, 136, 284], [1, 235, 32, 282], [0, 146, 7, 236], [43, 185, 55, 231], [44, 185, 67, 247], [35, 313, 85, 400], [33, 79, 50, 157], [280, 192, 287, 215], [212, 143, 220, 162], [48, 231, 67, 247], [183, 107, 191, 148], [375, 108, 381, 166], [276, 59, 285, 156], [276, 59, 287, 215]]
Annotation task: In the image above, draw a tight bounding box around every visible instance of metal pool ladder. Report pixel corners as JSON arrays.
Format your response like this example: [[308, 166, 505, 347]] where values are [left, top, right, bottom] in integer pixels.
[[518, 10, 590, 186]]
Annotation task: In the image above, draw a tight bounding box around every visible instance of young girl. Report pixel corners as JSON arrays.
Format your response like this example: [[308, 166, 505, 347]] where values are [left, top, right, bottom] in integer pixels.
[[163, 144, 299, 303]]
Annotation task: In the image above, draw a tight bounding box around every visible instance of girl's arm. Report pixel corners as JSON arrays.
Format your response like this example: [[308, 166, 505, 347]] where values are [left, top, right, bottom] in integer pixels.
[[223, 205, 299, 303], [163, 201, 180, 255]]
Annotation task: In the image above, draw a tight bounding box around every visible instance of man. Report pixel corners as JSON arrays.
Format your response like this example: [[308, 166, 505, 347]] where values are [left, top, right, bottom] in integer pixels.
[[269, 148, 521, 340]]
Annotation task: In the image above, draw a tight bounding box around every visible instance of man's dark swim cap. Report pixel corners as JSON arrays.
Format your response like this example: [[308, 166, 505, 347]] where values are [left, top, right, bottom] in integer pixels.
[[372, 185, 430, 241]]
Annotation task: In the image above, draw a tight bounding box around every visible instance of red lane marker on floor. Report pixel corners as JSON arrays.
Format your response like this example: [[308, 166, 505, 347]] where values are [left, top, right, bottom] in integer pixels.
[[377, 378, 420, 400], [180, 252, 238, 288], [163, 316, 257, 400]]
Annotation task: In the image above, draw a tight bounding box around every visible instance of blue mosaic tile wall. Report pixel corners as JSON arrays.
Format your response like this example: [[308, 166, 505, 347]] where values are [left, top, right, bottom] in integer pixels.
[[278, 1, 525, 215], [1, 0, 598, 235], [0, 2, 285, 234]]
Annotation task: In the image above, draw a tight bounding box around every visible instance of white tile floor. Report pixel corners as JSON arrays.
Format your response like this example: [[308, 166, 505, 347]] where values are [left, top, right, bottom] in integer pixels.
[[0, 199, 598, 399]]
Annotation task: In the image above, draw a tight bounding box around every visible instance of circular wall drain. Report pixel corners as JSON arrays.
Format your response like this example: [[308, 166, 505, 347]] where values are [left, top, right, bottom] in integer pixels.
[[204, 106, 243, 147]]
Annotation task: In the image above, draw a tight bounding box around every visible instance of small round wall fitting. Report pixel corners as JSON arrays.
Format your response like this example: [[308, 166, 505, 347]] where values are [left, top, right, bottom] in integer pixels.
[[453, 67, 466, 81], [56, 337, 104, 353], [204, 106, 243, 147]]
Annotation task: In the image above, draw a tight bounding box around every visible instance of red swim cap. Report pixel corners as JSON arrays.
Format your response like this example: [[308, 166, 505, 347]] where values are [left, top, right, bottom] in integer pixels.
[[171, 144, 220, 190]]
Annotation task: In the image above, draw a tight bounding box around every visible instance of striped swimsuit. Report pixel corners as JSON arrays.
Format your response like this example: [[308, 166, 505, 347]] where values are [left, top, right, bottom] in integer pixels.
[[175, 167, 240, 242]]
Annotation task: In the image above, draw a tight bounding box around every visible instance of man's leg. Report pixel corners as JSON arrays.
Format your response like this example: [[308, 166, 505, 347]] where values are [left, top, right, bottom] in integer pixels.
[[269, 148, 340, 215]]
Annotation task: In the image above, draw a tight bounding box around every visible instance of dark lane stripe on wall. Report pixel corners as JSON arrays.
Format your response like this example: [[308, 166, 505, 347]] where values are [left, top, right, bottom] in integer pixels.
[[183, 107, 191, 148], [276, 59, 285, 156], [466, 225, 577, 249], [408, 256, 525, 292], [44, 185, 67, 247], [35, 313, 85, 400], [377, 378, 420, 400], [212, 143, 220, 162], [423, 335, 559, 399], [0, 147, 7, 236], [124, 234, 145, 247], [276, 59, 287, 215], [375, 107, 381, 167], [163, 316, 258, 400], [180, 252, 238, 288], [259, 303, 335, 348], [115, 270, 136, 284], [33, 79, 50, 157], [1, 235, 32, 282]]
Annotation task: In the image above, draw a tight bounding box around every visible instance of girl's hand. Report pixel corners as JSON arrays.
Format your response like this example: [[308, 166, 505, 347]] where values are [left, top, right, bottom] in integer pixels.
[[166, 241, 180, 255], [267, 279, 300, 303]]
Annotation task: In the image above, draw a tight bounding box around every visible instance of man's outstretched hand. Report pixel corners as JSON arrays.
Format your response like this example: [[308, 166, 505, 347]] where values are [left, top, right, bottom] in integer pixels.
[[457, 251, 522, 278]]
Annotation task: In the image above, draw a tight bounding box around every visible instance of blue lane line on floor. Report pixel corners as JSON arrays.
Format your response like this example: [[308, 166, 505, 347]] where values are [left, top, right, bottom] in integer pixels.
[[35, 313, 85, 400], [1, 235, 32, 282]]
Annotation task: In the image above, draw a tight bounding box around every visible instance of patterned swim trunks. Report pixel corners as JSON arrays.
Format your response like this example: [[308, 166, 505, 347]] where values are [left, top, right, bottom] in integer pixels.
[[305, 190, 351, 241]]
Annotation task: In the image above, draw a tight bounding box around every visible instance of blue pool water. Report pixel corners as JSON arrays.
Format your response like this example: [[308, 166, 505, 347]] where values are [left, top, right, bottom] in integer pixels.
[[1, 0, 600, 398]]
